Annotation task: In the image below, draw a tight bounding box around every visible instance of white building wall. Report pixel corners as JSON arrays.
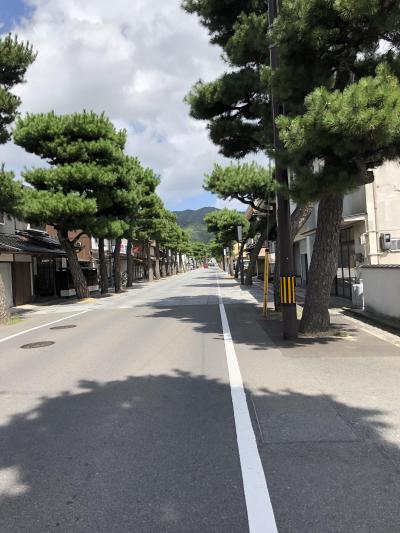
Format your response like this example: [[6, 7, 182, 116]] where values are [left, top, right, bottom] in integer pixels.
[[368, 162, 400, 265], [362, 266, 400, 321]]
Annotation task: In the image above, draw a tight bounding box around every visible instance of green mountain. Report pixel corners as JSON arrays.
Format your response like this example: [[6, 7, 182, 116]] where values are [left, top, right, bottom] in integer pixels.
[[174, 207, 219, 244]]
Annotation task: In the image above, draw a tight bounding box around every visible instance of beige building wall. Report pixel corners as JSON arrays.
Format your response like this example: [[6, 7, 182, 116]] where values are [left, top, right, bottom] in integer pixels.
[[365, 162, 400, 265], [293, 161, 400, 298]]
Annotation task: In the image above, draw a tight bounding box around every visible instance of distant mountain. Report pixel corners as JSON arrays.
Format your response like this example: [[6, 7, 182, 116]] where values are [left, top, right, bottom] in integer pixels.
[[174, 207, 219, 244]]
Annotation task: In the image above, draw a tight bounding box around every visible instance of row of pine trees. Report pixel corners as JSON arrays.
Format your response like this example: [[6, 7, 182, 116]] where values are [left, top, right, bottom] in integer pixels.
[[0, 35, 208, 322]]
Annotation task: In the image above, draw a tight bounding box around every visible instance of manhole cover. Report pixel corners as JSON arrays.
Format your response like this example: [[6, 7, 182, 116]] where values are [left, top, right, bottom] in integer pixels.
[[50, 325, 77, 330], [21, 341, 55, 349]]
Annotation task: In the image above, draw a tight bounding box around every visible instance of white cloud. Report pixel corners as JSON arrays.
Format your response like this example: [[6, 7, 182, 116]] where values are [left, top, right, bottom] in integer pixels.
[[214, 198, 247, 211], [0, 0, 230, 208]]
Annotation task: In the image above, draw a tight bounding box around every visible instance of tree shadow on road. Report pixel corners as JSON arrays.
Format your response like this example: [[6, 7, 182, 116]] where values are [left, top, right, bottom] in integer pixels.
[[0, 374, 400, 532], [0, 372, 247, 533], [143, 297, 358, 351]]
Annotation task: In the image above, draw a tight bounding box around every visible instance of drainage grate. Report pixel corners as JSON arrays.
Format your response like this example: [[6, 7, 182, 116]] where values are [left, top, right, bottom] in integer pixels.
[[50, 325, 77, 330], [21, 341, 55, 349]]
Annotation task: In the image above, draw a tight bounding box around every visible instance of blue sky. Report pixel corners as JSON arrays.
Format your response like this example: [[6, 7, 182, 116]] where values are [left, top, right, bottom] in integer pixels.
[[0, 0, 32, 33], [0, 0, 239, 212]]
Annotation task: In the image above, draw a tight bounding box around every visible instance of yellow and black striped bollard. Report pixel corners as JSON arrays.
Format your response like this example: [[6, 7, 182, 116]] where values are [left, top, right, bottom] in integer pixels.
[[280, 276, 296, 305]]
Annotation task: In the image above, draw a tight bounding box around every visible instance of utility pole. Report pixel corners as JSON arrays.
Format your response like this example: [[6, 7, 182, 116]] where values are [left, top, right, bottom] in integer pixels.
[[237, 224, 245, 285], [268, 0, 298, 340]]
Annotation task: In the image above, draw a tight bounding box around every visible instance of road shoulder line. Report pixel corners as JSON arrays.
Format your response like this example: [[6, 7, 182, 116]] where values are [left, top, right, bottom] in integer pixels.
[[0, 310, 90, 344], [216, 273, 278, 533]]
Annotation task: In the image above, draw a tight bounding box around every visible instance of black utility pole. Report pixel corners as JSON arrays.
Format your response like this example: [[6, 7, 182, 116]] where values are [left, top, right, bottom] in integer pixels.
[[268, 0, 298, 340]]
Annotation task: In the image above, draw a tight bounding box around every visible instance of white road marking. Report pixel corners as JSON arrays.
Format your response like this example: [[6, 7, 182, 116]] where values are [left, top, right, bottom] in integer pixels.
[[0, 310, 90, 344], [216, 275, 278, 533]]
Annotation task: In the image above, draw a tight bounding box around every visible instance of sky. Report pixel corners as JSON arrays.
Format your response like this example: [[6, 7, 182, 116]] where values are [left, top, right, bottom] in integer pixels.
[[0, 0, 260, 211]]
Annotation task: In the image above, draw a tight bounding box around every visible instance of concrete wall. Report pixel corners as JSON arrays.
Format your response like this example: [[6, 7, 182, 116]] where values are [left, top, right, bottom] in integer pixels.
[[362, 265, 400, 321]]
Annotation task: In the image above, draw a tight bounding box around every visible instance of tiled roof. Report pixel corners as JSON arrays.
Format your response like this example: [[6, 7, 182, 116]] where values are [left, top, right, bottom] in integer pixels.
[[0, 233, 66, 256], [362, 264, 400, 269]]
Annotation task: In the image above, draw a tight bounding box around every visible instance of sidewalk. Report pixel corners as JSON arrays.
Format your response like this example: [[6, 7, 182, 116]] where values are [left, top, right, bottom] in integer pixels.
[[8, 276, 181, 318], [234, 274, 400, 339], [223, 273, 400, 532]]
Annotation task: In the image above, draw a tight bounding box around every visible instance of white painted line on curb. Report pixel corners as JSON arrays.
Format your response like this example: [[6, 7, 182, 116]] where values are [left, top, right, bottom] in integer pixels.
[[331, 311, 400, 349], [0, 310, 90, 344], [216, 275, 278, 533]]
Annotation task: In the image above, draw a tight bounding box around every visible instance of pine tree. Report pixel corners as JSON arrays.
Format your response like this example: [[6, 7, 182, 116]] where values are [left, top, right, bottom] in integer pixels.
[[134, 191, 164, 282], [151, 210, 187, 277], [88, 156, 147, 294], [183, 0, 312, 307], [14, 111, 126, 299], [272, 1, 400, 332], [204, 208, 250, 275], [186, 0, 400, 332], [204, 161, 276, 283], [190, 241, 210, 266], [125, 168, 160, 287], [0, 35, 36, 322]]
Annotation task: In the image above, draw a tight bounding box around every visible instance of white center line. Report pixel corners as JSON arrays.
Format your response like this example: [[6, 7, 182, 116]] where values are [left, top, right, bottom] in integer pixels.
[[216, 273, 278, 533], [0, 310, 90, 344]]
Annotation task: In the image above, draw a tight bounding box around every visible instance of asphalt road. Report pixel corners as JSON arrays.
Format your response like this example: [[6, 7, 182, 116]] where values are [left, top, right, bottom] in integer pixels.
[[0, 269, 266, 533], [1, 268, 400, 533]]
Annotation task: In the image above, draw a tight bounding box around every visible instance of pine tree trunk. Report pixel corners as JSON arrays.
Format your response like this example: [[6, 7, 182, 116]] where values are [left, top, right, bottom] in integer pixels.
[[0, 276, 10, 324], [245, 225, 270, 285], [126, 238, 134, 287], [154, 242, 161, 280], [171, 252, 176, 275], [161, 251, 167, 278], [98, 238, 109, 294], [59, 230, 89, 299], [235, 241, 245, 279], [228, 255, 234, 276], [299, 195, 343, 333], [114, 237, 122, 293], [146, 241, 154, 282], [166, 253, 171, 276]]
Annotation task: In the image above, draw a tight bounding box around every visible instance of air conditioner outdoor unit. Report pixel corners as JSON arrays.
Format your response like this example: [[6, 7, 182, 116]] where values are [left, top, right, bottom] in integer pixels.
[[380, 233, 391, 251], [380, 233, 400, 251]]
